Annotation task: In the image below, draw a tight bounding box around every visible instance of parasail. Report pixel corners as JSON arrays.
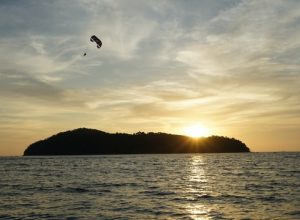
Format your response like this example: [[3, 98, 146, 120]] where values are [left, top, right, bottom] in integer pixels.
[[90, 35, 102, 49]]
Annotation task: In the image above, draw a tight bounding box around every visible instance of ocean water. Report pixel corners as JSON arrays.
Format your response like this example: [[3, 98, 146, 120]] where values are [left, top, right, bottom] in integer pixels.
[[0, 153, 299, 220]]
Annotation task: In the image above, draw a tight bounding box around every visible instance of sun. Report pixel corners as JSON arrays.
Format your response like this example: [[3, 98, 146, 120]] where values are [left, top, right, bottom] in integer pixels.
[[183, 124, 211, 138]]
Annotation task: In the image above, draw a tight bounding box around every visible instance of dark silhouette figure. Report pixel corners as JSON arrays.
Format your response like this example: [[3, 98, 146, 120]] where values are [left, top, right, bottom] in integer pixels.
[[23, 128, 250, 156]]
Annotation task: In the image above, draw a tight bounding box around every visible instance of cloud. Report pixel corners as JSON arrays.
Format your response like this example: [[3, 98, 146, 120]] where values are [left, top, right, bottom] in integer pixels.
[[1, 0, 300, 154], [174, 0, 300, 71], [0, 69, 63, 101]]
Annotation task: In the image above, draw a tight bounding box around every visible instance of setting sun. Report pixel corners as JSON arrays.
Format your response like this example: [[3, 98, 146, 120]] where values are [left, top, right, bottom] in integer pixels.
[[183, 124, 211, 138]]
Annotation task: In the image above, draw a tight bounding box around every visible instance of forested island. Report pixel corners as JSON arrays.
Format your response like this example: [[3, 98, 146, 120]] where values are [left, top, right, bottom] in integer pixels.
[[23, 128, 250, 155]]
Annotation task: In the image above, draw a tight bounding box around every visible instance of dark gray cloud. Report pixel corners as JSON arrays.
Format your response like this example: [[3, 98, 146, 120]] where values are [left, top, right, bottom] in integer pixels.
[[0, 69, 63, 101], [0, 1, 90, 36]]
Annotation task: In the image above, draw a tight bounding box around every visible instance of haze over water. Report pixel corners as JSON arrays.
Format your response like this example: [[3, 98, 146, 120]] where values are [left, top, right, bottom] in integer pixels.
[[1, 153, 299, 219]]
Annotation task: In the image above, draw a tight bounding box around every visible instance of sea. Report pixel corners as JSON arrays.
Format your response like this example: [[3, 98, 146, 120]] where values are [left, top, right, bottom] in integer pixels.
[[0, 153, 299, 220]]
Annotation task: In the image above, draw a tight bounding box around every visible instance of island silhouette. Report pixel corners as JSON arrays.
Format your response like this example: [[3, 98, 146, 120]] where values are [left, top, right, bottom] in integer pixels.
[[23, 128, 250, 155]]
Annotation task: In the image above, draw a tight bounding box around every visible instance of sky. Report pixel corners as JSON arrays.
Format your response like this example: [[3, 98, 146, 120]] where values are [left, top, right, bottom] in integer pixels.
[[0, 0, 300, 155]]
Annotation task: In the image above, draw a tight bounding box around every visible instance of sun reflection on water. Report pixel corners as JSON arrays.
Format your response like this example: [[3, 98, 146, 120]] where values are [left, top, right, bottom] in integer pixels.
[[184, 155, 212, 220], [185, 204, 212, 220], [189, 155, 206, 184]]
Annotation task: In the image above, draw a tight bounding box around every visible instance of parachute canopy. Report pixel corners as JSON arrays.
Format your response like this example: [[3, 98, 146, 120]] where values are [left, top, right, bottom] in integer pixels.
[[90, 35, 102, 49]]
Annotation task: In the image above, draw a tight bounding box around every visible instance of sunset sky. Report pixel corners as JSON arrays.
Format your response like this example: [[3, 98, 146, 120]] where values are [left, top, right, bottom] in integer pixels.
[[1, 0, 300, 155]]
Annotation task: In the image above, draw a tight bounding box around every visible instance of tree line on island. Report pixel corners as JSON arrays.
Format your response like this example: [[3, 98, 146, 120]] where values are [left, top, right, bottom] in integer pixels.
[[23, 128, 250, 155]]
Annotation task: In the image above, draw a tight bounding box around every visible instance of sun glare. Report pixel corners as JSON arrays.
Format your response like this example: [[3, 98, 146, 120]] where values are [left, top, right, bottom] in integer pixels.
[[183, 124, 211, 138]]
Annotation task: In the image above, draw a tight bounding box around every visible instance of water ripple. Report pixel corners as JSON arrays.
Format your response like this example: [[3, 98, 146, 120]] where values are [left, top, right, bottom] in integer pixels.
[[0, 153, 299, 219]]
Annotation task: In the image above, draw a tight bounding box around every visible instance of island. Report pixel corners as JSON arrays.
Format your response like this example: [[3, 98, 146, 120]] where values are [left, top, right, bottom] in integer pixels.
[[23, 128, 250, 155]]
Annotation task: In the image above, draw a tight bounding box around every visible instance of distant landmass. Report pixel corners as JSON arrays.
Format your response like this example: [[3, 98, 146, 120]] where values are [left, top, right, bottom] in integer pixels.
[[23, 128, 250, 156]]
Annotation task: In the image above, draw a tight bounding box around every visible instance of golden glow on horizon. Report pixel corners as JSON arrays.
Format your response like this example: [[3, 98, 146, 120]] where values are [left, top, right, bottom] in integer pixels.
[[183, 124, 211, 138]]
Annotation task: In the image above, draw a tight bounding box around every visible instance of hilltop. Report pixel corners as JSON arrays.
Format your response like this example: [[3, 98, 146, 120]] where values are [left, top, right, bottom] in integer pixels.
[[23, 128, 250, 155]]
